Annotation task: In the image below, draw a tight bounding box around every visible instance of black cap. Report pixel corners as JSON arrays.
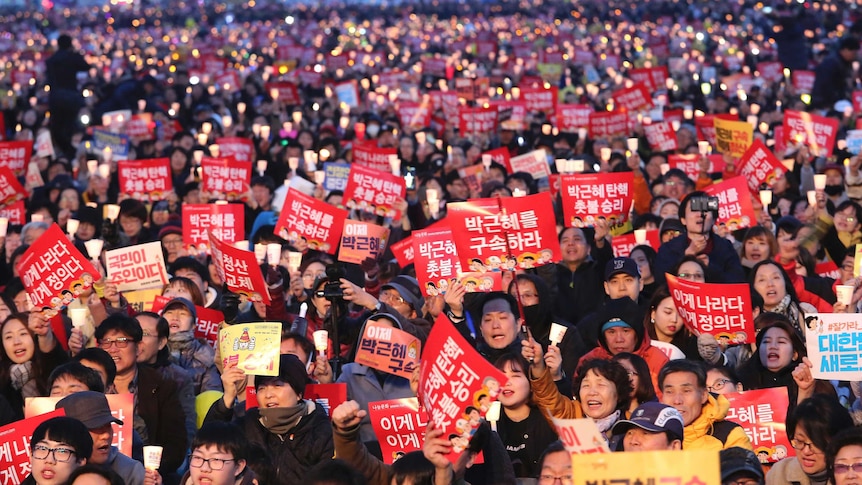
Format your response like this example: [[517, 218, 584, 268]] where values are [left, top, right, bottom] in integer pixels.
[[604, 257, 640, 281], [56, 391, 123, 429]]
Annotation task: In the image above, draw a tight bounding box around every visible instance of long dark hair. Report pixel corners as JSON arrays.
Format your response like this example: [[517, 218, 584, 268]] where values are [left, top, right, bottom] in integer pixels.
[[0, 313, 53, 396], [612, 352, 657, 406], [643, 285, 692, 350]]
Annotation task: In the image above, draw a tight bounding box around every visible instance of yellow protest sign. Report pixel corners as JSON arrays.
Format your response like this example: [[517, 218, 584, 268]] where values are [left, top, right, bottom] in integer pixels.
[[218, 322, 282, 376], [572, 449, 720, 485], [714, 118, 753, 157]]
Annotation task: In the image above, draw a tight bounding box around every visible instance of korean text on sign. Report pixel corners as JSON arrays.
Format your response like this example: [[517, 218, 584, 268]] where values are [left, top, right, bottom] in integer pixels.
[[703, 177, 757, 231], [105, 242, 169, 292], [355, 322, 421, 379], [724, 388, 793, 463], [275, 188, 347, 255], [571, 449, 720, 485], [369, 398, 429, 464], [560, 172, 634, 230], [804, 313, 862, 380], [666, 274, 754, 344], [209, 231, 271, 305]]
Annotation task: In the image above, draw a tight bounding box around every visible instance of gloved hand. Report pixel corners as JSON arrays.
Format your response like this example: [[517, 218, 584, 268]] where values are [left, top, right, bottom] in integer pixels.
[[220, 283, 240, 324], [360, 257, 380, 280], [697, 333, 722, 364], [262, 264, 285, 287], [467, 420, 491, 454]]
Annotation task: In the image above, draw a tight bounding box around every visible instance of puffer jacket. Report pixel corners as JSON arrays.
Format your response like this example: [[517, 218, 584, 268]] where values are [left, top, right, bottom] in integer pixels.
[[683, 393, 752, 451], [169, 331, 223, 395]]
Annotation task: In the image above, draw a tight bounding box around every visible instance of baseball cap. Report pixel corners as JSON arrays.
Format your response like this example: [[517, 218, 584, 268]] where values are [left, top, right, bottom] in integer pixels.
[[720, 447, 765, 482], [162, 297, 197, 322], [382, 275, 425, 311], [605, 257, 640, 281], [55, 391, 123, 429], [611, 402, 684, 442]]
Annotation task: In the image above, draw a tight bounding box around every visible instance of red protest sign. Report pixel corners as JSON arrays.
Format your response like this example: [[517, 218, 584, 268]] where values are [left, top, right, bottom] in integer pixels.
[[782, 110, 839, 158], [481, 148, 512, 174], [152, 295, 224, 348], [737, 139, 788, 194], [458, 165, 485, 195], [422, 58, 447, 77], [612, 85, 653, 112], [509, 150, 551, 179], [815, 260, 841, 280], [695, 113, 736, 147], [390, 235, 414, 269], [490, 99, 528, 131], [183, 203, 245, 252], [589, 111, 629, 138], [338, 220, 390, 264], [556, 104, 593, 133], [629, 67, 668, 92], [703, 176, 758, 231], [413, 224, 462, 297], [265, 82, 301, 106], [643, 121, 679, 152], [0, 139, 31, 174], [419, 314, 508, 461], [369, 398, 429, 464], [551, 416, 612, 454], [791, 70, 815, 94], [0, 200, 25, 225], [447, 193, 561, 273], [853, 91, 862, 113], [757, 62, 784, 83], [724, 388, 794, 463], [397, 101, 432, 130], [560, 172, 634, 230], [209, 231, 271, 304], [201, 156, 252, 201], [343, 164, 406, 219], [520, 85, 558, 116], [19, 224, 98, 311], [125, 113, 154, 140], [353, 140, 397, 174], [666, 273, 754, 344], [0, 409, 66, 483], [355, 322, 421, 379], [117, 158, 173, 201], [304, 383, 348, 417], [458, 106, 498, 136], [215, 137, 255, 163], [611, 230, 660, 258], [668, 154, 726, 181], [0, 166, 26, 206], [276, 189, 347, 254]]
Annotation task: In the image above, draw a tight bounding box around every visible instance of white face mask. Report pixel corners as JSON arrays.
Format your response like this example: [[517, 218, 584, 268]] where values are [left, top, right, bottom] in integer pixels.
[[366, 124, 380, 137]]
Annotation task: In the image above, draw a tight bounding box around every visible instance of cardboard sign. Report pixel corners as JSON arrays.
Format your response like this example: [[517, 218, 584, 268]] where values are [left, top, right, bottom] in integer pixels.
[[724, 388, 794, 463], [92, 128, 131, 159], [215, 137, 255, 163], [667, 154, 726, 181], [25, 394, 134, 458], [509, 150, 551, 179], [714, 117, 753, 157], [218, 322, 281, 376], [666, 274, 754, 344], [209, 231, 271, 304], [737, 139, 787, 194], [338, 220, 390, 265], [19, 224, 99, 311], [201, 156, 252, 200], [414, 225, 462, 297], [804, 313, 862, 379], [355, 321, 421, 379], [782, 110, 839, 158], [447, 193, 561, 273], [458, 106, 498, 136], [152, 295, 224, 348], [560, 172, 634, 231], [276, 188, 347, 254], [571, 450, 720, 485], [353, 141, 397, 174], [117, 158, 172, 201], [369, 398, 429, 464], [612, 85, 653, 112], [182, 203, 245, 252], [323, 162, 351, 192], [550, 416, 611, 454], [556, 104, 593, 132], [589, 111, 629, 139], [105, 242, 169, 292], [419, 314, 508, 461], [304, 383, 348, 416], [0, 140, 32, 175], [643, 121, 679, 152], [611, 230, 661, 258], [0, 409, 66, 484], [343, 164, 406, 219], [0, 166, 26, 206], [703, 176, 758, 231]]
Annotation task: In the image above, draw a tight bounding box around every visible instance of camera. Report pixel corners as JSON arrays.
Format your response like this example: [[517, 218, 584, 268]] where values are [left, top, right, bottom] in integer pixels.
[[314, 263, 346, 300], [689, 196, 719, 213]]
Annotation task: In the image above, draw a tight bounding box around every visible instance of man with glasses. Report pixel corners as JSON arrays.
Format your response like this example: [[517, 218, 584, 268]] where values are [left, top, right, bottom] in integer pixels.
[[183, 421, 252, 485], [158, 224, 185, 265], [536, 441, 572, 485], [27, 416, 92, 485], [94, 314, 187, 481]]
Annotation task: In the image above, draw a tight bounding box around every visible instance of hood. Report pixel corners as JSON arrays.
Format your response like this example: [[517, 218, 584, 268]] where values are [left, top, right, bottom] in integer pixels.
[[685, 393, 730, 443]]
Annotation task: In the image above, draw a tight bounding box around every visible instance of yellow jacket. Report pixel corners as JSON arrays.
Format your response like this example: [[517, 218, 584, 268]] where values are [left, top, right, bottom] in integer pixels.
[[684, 393, 753, 451]]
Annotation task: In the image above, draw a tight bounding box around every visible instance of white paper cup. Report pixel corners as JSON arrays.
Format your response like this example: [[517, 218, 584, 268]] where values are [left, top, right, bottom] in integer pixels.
[[814, 174, 827, 190], [626, 138, 639, 152], [485, 400, 501, 423], [634, 229, 647, 245], [98, 164, 111, 179], [807, 190, 818, 206], [104, 204, 120, 222], [84, 239, 104, 260], [254, 244, 266, 263], [698, 141, 711, 155], [0, 217, 8, 238], [31, 214, 43, 223], [573, 159, 584, 172], [600, 147, 612, 161], [837, 285, 854, 306], [314, 170, 326, 185], [66, 219, 79, 236], [549, 322, 568, 346], [143, 445, 163, 470], [313, 330, 329, 351], [69, 308, 88, 328], [256, 160, 267, 174], [266, 243, 281, 266], [759, 190, 773, 206], [388, 154, 401, 175], [660, 163, 670, 175], [288, 252, 303, 273]]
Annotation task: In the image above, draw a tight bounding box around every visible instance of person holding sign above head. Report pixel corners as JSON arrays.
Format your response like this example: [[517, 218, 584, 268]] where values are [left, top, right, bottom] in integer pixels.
[[24, 416, 92, 485], [657, 360, 752, 451], [654, 191, 746, 285], [611, 402, 684, 452], [209, 353, 334, 484]]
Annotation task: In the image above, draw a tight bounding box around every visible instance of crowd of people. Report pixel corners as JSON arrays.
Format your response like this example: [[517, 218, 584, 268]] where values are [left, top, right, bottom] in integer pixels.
[[5, 0, 862, 484]]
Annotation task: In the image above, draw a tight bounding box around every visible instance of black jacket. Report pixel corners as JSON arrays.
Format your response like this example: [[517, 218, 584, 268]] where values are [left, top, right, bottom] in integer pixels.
[[654, 233, 746, 285]]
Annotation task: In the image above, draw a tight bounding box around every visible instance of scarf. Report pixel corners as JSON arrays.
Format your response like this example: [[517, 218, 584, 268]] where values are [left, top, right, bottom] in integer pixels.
[[593, 410, 621, 438], [169, 330, 196, 360], [769, 295, 802, 332], [10, 361, 39, 397], [806, 468, 829, 485], [258, 402, 307, 435]]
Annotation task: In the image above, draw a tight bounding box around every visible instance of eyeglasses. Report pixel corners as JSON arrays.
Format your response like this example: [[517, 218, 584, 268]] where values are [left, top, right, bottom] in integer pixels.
[[379, 291, 405, 305], [678, 272, 705, 281], [708, 378, 733, 393], [162, 237, 183, 246], [834, 463, 862, 474], [836, 213, 857, 223], [32, 444, 76, 462], [843, 264, 855, 272], [189, 455, 236, 470], [791, 439, 822, 454], [539, 475, 573, 485], [141, 331, 157, 339], [98, 337, 134, 349]]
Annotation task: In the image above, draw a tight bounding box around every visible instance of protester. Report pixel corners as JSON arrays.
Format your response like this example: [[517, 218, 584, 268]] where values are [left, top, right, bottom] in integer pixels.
[[611, 402, 684, 451], [827, 428, 862, 485], [25, 416, 92, 485], [720, 447, 765, 485]]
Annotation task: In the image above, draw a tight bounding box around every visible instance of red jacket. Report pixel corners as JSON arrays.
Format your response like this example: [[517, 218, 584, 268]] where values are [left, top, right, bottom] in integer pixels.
[[577, 332, 669, 393]]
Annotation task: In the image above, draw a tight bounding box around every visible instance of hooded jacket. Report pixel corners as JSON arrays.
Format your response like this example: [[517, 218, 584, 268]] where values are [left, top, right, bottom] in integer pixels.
[[683, 393, 752, 451]]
